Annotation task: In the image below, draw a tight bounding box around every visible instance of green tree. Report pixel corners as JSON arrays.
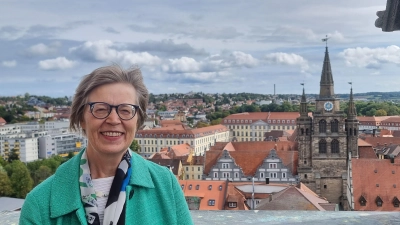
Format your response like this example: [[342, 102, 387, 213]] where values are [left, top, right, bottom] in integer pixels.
[[8, 160, 33, 198], [130, 140, 140, 153], [375, 109, 387, 116], [42, 157, 61, 173], [210, 118, 222, 125], [0, 170, 13, 196], [8, 148, 19, 162], [34, 165, 52, 185]]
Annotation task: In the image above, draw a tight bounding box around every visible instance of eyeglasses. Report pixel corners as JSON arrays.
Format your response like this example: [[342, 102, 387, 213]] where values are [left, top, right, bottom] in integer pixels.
[[86, 102, 140, 120]]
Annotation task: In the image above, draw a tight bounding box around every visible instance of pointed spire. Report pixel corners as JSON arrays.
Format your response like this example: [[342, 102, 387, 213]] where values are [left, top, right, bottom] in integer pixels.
[[347, 87, 357, 118], [300, 87, 308, 117], [319, 47, 335, 99]]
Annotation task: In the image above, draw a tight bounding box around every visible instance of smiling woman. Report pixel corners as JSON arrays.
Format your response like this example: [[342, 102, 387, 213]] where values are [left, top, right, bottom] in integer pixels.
[[19, 65, 193, 225]]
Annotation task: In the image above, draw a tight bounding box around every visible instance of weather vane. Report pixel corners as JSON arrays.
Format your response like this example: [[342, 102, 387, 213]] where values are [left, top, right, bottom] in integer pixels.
[[348, 81, 353, 88], [322, 35, 330, 47]]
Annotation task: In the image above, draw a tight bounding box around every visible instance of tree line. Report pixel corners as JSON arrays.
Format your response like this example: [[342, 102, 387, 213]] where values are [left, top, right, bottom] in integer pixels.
[[0, 154, 72, 198]]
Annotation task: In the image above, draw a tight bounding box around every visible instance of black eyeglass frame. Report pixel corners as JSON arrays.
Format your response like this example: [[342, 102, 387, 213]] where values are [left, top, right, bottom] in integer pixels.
[[86, 102, 141, 120]]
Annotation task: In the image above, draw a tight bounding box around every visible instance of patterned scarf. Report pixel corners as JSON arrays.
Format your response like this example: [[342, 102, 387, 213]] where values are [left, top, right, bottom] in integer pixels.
[[79, 149, 132, 225]]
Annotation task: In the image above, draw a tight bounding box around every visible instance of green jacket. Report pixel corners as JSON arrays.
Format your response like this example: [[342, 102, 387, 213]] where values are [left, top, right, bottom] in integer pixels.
[[19, 150, 193, 225]]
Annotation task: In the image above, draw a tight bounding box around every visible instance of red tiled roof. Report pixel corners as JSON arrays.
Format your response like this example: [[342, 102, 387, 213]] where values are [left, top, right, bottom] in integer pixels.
[[225, 183, 249, 210], [222, 112, 300, 123], [363, 137, 400, 147], [0, 117, 6, 124], [256, 184, 331, 211], [358, 146, 377, 159], [382, 116, 400, 123], [179, 180, 228, 210], [351, 158, 400, 211], [204, 141, 298, 176]]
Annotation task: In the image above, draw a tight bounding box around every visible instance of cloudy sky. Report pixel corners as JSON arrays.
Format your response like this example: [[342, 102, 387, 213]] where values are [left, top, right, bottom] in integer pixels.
[[0, 0, 398, 97]]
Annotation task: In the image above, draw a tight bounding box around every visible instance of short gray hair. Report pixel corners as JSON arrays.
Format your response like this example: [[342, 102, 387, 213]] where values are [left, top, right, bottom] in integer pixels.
[[70, 65, 149, 132]]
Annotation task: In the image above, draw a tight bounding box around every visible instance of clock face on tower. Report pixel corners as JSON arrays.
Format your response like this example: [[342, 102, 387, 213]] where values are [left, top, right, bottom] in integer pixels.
[[324, 101, 333, 111]]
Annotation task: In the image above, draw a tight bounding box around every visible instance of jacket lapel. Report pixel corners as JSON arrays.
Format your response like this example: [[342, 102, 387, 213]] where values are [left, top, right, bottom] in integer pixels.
[[50, 150, 85, 219], [128, 151, 155, 188]]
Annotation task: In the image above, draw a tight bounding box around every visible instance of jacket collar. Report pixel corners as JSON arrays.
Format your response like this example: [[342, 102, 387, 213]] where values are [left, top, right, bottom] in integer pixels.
[[50, 149, 154, 218]]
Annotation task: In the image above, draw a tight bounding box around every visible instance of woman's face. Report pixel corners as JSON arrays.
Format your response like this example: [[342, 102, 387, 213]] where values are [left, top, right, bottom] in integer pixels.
[[81, 82, 138, 158]]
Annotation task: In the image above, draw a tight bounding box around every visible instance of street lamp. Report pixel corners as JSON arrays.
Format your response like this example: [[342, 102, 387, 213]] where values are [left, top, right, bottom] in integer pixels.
[[248, 176, 255, 209]]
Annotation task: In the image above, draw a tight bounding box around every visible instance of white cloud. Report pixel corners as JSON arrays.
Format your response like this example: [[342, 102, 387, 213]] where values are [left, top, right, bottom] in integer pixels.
[[230, 51, 259, 68], [38, 57, 77, 70], [2, 60, 17, 67], [27, 42, 60, 56], [164, 57, 201, 73], [264, 52, 309, 71], [341, 45, 400, 69], [69, 40, 162, 67]]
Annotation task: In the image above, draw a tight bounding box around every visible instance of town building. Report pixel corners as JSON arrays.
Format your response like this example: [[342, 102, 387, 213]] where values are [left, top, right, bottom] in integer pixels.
[[135, 124, 230, 157], [203, 141, 298, 184], [296, 46, 359, 208], [221, 112, 299, 142]]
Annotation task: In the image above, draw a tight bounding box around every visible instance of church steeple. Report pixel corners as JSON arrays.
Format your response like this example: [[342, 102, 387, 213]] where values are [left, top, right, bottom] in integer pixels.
[[300, 87, 308, 117], [319, 47, 335, 99], [347, 87, 357, 118]]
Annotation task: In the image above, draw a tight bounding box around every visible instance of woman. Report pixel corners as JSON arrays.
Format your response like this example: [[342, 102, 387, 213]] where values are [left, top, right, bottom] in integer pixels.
[[20, 65, 193, 225]]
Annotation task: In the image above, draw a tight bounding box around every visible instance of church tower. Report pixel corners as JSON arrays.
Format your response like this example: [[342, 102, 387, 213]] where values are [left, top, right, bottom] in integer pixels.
[[297, 86, 313, 184], [297, 46, 348, 206], [345, 87, 359, 158]]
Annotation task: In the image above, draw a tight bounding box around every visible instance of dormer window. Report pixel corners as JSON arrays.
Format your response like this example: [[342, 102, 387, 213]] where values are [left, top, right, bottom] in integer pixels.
[[393, 197, 400, 207], [196, 184, 200, 190], [208, 185, 212, 190], [376, 196, 383, 207], [208, 199, 215, 206], [189, 184, 192, 190], [228, 202, 237, 208], [219, 185, 222, 191], [359, 195, 366, 206], [181, 184, 184, 190]]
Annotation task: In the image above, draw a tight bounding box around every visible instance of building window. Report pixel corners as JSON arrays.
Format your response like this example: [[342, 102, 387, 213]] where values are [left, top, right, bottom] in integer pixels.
[[282, 173, 286, 178], [319, 139, 327, 154], [393, 197, 400, 207], [186, 167, 189, 171], [198, 167, 201, 171], [331, 119, 339, 133], [270, 172, 277, 178], [235, 172, 239, 178], [269, 163, 277, 169], [208, 185, 212, 190], [208, 199, 215, 206], [319, 120, 327, 133], [228, 202, 237, 208], [181, 184, 184, 189], [219, 185, 223, 191], [331, 139, 339, 154], [359, 195, 367, 206], [186, 174, 189, 179], [376, 196, 383, 207], [214, 172, 218, 178], [222, 163, 229, 169], [260, 172, 264, 178], [189, 184, 192, 190], [196, 185, 200, 190]]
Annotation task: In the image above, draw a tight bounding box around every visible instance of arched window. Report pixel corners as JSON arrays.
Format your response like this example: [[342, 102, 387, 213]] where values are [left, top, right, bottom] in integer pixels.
[[306, 128, 309, 136], [319, 120, 327, 133], [301, 128, 304, 135], [354, 128, 358, 136], [331, 119, 339, 133], [319, 139, 327, 154], [331, 139, 339, 154]]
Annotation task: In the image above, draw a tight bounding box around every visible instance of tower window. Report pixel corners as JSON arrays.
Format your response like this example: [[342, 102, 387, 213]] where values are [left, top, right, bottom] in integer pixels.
[[331, 139, 339, 154], [319, 139, 327, 154], [331, 119, 339, 133], [319, 120, 327, 133]]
